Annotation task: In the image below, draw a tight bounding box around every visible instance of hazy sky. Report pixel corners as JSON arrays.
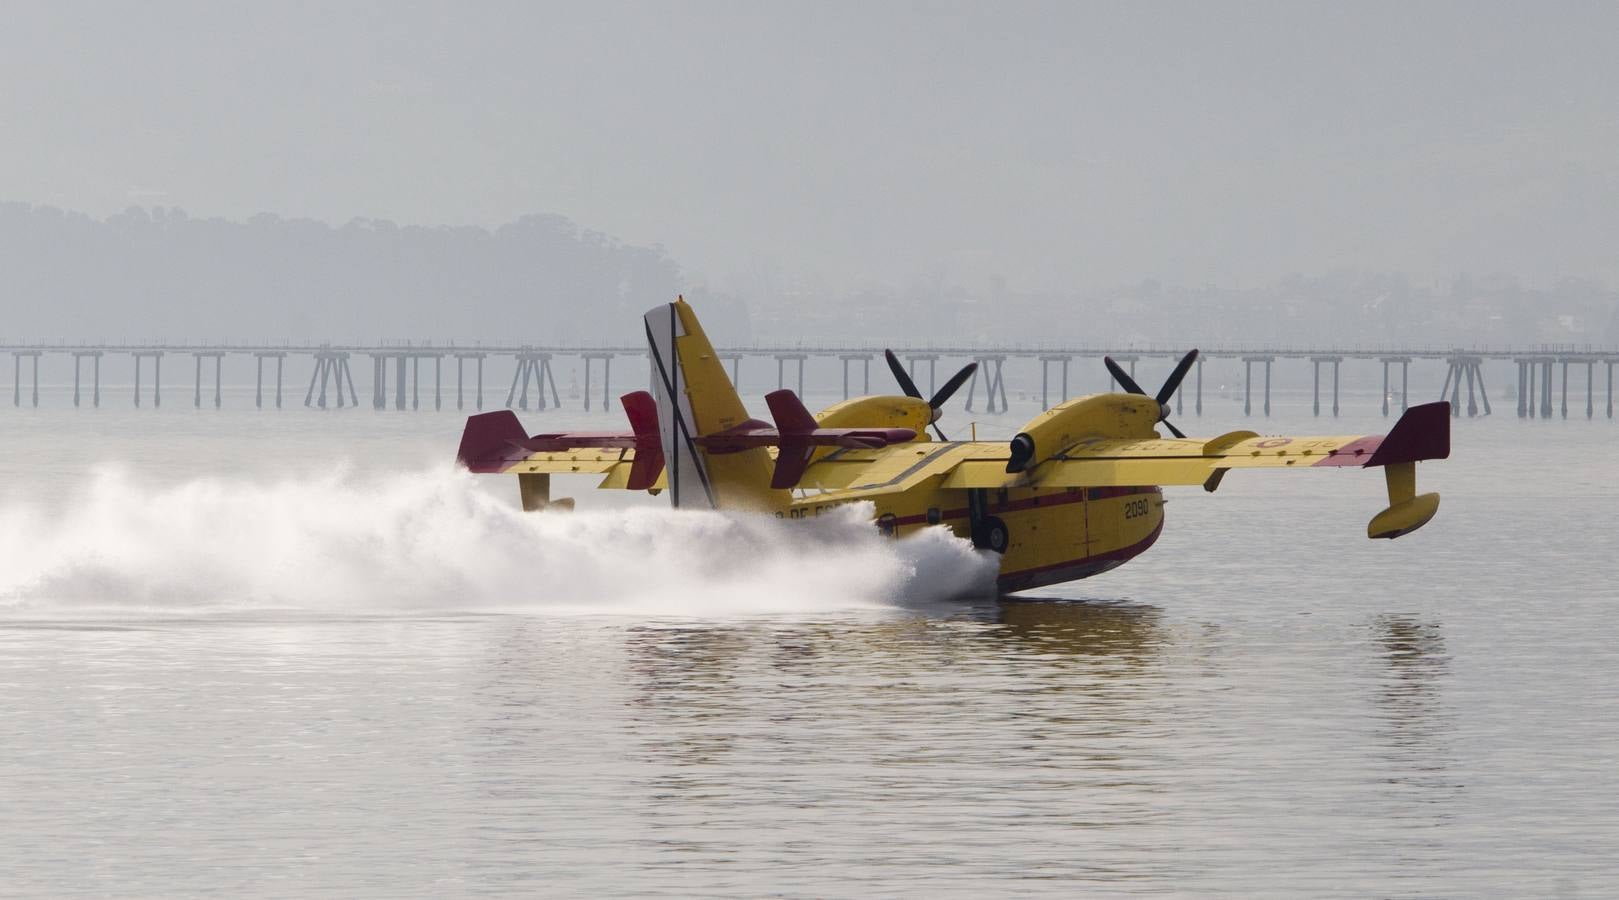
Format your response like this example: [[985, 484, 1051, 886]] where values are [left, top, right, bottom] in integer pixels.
[[4, 1, 1617, 294]]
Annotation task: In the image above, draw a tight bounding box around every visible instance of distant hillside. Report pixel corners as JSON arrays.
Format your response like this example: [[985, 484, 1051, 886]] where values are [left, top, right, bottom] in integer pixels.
[[0, 204, 752, 344]]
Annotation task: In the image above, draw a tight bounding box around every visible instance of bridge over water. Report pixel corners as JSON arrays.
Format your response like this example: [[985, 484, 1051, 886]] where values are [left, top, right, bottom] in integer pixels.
[[2, 341, 1616, 420]]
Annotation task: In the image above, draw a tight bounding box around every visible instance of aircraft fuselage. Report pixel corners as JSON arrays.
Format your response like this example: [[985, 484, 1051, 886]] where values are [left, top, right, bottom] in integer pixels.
[[785, 481, 1165, 593]]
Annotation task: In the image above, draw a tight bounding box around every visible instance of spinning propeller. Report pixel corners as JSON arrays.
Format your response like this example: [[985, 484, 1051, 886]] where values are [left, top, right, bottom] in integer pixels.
[[884, 350, 978, 440], [1103, 350, 1199, 439]]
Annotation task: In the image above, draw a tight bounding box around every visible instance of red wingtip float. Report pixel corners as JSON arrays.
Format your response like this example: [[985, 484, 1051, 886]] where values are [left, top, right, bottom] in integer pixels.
[[457, 297, 1452, 594]]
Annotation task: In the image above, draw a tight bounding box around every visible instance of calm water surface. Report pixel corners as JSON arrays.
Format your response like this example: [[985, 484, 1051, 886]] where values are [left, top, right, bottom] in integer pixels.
[[1, 387, 1615, 897]]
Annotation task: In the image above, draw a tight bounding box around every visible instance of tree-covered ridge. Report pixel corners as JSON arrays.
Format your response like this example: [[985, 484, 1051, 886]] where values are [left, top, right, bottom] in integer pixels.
[[0, 204, 687, 343]]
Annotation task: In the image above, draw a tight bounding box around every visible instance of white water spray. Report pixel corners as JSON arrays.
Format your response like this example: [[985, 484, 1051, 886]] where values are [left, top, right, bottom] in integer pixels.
[[0, 467, 999, 616]]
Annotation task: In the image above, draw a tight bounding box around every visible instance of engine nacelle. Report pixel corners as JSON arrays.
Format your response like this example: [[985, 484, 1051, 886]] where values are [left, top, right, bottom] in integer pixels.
[[814, 395, 933, 438], [1006, 394, 1162, 473]]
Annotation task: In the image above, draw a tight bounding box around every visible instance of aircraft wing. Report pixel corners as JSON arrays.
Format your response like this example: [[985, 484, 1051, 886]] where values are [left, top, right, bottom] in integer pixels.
[[938, 402, 1450, 491], [799, 430, 1405, 494], [939, 433, 1364, 490], [796, 442, 985, 495], [799, 402, 1448, 494]]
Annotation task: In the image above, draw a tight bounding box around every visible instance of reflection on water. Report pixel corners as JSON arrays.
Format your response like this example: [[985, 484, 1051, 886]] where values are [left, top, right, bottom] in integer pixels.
[[993, 599, 1164, 661], [615, 600, 1186, 881], [1370, 615, 1461, 803], [626, 625, 753, 767]]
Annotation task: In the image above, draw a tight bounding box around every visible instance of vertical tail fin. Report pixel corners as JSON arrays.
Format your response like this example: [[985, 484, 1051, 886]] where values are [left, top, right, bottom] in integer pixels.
[[643, 297, 788, 511]]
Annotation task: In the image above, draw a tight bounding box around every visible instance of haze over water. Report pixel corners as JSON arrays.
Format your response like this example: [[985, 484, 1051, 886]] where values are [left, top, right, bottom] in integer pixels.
[[1, 391, 1614, 897]]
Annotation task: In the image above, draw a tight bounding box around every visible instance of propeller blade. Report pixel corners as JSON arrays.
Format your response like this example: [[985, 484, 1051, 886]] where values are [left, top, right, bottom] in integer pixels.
[[930, 422, 948, 442], [1104, 356, 1147, 395], [1155, 350, 1199, 407], [1162, 419, 1187, 439], [884, 349, 923, 399], [928, 362, 978, 409]]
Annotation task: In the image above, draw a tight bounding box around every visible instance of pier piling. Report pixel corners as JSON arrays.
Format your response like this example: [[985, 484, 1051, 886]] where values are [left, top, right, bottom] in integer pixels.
[[72, 352, 101, 408], [13, 352, 43, 407], [130, 352, 164, 408], [253, 352, 285, 409], [1541, 360, 1553, 418], [453, 352, 487, 411], [1586, 361, 1595, 419], [838, 354, 872, 401], [905, 355, 939, 397], [1310, 356, 1342, 417], [304, 350, 357, 409], [1242, 356, 1274, 416], [1561, 360, 1570, 419], [1039, 356, 1070, 410], [192, 352, 224, 409], [1515, 360, 1528, 418], [1195, 357, 1203, 416], [582, 353, 614, 411], [773, 354, 807, 394], [507, 351, 560, 411], [964, 355, 1008, 414]]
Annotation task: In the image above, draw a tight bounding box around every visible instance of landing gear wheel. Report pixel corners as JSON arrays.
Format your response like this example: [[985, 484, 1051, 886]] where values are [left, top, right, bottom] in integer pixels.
[[982, 516, 1010, 554]]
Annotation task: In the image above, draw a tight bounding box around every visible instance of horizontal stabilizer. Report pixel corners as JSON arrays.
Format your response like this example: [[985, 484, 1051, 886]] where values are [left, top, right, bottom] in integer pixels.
[[455, 392, 666, 487], [518, 433, 638, 452], [456, 410, 530, 473], [765, 390, 916, 488], [686, 389, 916, 488]]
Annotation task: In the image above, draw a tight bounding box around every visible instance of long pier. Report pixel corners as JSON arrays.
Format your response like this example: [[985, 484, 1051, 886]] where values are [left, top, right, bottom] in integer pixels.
[[2, 341, 1615, 420]]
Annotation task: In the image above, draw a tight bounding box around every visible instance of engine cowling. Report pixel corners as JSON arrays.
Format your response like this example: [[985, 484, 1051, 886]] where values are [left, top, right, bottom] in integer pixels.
[[1005, 394, 1162, 473], [813, 395, 933, 438]]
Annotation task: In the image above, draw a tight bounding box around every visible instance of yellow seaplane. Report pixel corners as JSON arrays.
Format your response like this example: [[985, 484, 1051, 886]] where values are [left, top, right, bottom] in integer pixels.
[[457, 298, 1450, 593]]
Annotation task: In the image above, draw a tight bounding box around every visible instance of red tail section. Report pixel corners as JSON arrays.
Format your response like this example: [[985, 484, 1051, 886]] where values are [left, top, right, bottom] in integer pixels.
[[621, 391, 666, 491], [455, 391, 667, 490], [764, 389, 819, 434], [1366, 401, 1451, 467], [765, 391, 818, 488], [456, 410, 530, 473], [456, 388, 913, 490], [714, 390, 917, 489]]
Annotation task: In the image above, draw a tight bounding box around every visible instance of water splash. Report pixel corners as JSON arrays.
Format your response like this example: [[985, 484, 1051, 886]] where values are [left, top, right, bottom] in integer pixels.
[[0, 467, 998, 616]]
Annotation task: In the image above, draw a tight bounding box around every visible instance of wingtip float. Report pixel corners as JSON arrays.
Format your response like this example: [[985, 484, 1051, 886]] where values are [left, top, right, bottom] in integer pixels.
[[457, 296, 1451, 594]]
